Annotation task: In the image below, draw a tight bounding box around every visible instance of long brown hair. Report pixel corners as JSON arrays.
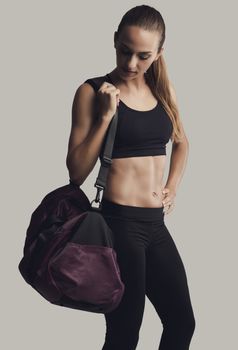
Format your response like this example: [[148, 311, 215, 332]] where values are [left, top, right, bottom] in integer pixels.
[[117, 5, 184, 143]]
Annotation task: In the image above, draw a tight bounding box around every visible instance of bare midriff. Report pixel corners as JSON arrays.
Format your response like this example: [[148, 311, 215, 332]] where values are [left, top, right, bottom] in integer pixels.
[[102, 155, 166, 208]]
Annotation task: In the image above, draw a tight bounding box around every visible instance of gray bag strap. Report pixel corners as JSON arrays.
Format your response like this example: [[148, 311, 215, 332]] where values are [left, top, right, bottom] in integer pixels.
[[69, 75, 118, 209]]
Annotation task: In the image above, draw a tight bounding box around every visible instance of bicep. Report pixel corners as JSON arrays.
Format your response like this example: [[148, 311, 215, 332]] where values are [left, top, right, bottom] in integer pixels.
[[66, 83, 97, 161]]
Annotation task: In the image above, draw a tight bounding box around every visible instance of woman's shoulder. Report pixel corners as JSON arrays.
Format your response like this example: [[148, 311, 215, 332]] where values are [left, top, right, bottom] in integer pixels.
[[83, 73, 108, 92], [73, 73, 109, 106]]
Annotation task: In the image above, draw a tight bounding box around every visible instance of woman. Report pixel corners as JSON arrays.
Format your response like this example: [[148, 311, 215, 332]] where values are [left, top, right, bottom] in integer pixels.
[[66, 5, 196, 350]]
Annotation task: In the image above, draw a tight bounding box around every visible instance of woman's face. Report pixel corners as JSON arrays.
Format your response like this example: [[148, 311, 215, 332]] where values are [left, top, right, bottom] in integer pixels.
[[114, 25, 163, 79]]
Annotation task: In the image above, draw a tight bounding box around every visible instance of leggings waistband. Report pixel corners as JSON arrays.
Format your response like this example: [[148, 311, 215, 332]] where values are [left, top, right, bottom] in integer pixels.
[[101, 197, 165, 222]]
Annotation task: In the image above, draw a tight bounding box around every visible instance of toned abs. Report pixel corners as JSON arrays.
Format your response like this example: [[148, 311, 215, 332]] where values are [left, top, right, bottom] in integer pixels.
[[102, 155, 166, 208]]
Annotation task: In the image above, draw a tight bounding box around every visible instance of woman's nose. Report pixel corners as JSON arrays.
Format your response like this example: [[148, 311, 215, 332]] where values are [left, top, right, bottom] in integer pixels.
[[126, 55, 138, 69]]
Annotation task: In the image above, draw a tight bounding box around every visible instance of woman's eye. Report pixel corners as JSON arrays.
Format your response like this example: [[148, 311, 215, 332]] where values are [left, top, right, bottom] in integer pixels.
[[139, 56, 150, 60], [119, 48, 150, 60]]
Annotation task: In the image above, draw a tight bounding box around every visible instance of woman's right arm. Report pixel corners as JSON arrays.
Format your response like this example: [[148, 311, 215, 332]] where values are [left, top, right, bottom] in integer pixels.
[[66, 82, 118, 186]]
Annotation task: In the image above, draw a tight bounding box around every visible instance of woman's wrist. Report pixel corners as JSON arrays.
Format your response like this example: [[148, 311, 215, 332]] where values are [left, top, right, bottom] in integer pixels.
[[164, 183, 177, 195]]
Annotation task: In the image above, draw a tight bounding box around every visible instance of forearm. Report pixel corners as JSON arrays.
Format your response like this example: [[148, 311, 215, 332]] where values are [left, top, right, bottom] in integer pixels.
[[164, 141, 189, 192], [67, 118, 111, 186]]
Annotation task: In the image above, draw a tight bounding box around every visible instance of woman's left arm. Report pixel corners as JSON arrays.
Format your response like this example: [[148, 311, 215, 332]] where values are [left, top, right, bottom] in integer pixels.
[[162, 81, 189, 214]]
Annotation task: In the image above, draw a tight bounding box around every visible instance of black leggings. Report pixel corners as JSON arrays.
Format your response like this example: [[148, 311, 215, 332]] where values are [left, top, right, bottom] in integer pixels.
[[100, 198, 196, 350]]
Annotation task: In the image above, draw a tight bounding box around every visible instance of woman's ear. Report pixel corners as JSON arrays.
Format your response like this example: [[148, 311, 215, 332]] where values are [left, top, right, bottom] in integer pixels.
[[154, 47, 164, 61]]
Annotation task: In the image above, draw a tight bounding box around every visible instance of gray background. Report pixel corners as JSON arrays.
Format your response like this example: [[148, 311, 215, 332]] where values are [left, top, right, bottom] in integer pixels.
[[1, 0, 237, 349]]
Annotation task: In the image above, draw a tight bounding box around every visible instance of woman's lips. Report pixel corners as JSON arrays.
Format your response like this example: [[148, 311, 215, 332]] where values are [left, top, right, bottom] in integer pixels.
[[122, 68, 137, 75]]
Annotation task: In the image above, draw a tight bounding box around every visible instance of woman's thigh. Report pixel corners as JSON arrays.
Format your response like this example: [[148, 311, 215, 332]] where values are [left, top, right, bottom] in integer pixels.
[[102, 215, 147, 330], [145, 222, 195, 327]]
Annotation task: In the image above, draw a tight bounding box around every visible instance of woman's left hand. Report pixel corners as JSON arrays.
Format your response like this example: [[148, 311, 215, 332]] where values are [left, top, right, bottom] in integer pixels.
[[162, 187, 176, 214]]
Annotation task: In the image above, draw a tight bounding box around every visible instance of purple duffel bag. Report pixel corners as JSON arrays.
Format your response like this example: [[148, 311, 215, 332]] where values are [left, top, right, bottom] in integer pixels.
[[18, 182, 125, 313], [18, 75, 125, 313]]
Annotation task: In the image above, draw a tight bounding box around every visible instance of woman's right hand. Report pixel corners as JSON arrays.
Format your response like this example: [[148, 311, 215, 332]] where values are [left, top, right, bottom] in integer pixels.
[[97, 81, 120, 123]]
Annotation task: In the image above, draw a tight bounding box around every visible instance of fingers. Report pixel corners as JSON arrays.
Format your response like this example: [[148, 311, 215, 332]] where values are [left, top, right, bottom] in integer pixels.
[[99, 81, 120, 92], [162, 200, 173, 207], [162, 196, 175, 213], [163, 203, 175, 215], [99, 82, 120, 96], [152, 191, 175, 215], [99, 82, 120, 106], [99, 83, 114, 91], [162, 191, 176, 215]]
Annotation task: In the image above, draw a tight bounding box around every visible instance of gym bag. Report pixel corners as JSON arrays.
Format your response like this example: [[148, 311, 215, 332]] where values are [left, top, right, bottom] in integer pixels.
[[18, 75, 125, 314]]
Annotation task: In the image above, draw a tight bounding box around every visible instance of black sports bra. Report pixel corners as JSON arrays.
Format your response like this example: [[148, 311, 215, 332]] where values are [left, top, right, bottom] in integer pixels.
[[84, 74, 173, 160]]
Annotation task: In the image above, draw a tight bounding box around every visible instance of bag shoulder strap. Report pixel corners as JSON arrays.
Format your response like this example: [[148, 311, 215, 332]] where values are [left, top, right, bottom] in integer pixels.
[[69, 74, 118, 209]]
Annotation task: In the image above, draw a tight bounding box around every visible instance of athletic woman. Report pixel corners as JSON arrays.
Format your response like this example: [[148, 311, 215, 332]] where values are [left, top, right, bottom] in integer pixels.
[[66, 5, 196, 350]]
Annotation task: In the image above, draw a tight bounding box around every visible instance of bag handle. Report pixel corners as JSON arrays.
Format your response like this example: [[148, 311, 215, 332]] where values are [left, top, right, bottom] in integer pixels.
[[69, 74, 119, 209]]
